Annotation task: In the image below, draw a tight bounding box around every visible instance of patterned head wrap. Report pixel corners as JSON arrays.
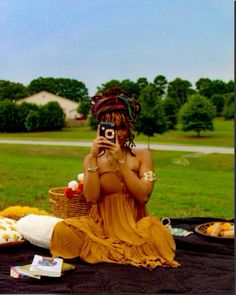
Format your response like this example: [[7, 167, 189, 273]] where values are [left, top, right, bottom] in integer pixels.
[[90, 87, 141, 122]]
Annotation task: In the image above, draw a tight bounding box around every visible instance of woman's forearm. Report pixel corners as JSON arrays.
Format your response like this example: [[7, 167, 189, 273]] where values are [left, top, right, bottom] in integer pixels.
[[83, 154, 101, 203], [118, 162, 152, 204]]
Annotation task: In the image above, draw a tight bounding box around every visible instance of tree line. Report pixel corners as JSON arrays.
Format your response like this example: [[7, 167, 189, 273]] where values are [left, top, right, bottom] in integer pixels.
[[0, 100, 65, 132], [84, 76, 234, 138], [0, 76, 234, 136]]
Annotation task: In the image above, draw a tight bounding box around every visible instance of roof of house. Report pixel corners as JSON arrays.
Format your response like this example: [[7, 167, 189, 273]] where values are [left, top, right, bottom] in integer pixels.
[[17, 90, 79, 107]]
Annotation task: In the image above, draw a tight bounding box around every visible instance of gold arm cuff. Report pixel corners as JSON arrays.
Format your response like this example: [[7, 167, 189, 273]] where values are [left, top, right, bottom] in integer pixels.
[[87, 167, 99, 172], [143, 171, 157, 182]]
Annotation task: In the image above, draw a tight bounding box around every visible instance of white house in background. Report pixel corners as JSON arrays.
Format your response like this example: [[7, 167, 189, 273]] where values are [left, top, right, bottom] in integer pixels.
[[17, 90, 82, 120]]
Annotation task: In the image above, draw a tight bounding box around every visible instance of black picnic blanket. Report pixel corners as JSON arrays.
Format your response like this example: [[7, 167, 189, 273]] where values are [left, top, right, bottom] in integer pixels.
[[0, 217, 234, 294]]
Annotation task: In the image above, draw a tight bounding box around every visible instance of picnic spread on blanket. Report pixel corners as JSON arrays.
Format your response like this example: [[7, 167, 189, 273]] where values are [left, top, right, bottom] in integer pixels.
[[0, 203, 234, 294]]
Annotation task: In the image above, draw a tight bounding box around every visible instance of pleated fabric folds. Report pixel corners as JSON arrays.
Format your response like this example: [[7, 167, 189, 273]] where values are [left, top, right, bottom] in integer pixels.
[[50, 193, 180, 270]]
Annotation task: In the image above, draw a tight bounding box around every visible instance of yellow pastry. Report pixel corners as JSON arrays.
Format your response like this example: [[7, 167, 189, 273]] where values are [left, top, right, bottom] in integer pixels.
[[207, 222, 221, 237], [221, 229, 234, 238]]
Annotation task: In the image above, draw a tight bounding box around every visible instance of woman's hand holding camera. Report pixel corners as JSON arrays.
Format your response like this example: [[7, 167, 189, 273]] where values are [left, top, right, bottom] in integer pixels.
[[102, 133, 125, 163], [106, 138, 123, 162], [91, 136, 111, 156], [91, 127, 124, 163]]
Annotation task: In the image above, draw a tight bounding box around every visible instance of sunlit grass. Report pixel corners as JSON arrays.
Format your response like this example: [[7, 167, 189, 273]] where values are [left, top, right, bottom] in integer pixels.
[[0, 117, 233, 147], [0, 144, 233, 219]]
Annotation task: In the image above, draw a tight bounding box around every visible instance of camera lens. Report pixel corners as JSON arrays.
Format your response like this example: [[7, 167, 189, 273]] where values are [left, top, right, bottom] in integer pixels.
[[105, 129, 114, 139]]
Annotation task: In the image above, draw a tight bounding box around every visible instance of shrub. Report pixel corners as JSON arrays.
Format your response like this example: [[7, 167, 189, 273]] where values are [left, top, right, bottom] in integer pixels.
[[0, 100, 19, 132], [25, 110, 40, 132], [0, 100, 65, 132], [39, 101, 65, 131], [88, 114, 98, 130], [17, 102, 39, 132]]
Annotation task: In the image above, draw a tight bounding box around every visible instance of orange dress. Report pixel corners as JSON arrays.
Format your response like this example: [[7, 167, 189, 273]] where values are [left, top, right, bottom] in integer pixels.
[[50, 170, 180, 270]]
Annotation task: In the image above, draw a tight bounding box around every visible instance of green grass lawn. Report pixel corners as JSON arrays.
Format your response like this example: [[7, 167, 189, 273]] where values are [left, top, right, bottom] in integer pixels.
[[0, 117, 234, 147], [0, 144, 233, 219]]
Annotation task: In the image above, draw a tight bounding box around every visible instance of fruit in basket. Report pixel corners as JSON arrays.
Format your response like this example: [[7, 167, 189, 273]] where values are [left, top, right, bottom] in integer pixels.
[[206, 222, 221, 236], [221, 222, 231, 231], [206, 222, 234, 238], [221, 229, 234, 238]]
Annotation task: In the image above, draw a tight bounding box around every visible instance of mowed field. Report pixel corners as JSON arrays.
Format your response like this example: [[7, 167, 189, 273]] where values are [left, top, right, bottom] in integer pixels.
[[0, 143, 233, 219], [0, 117, 234, 147]]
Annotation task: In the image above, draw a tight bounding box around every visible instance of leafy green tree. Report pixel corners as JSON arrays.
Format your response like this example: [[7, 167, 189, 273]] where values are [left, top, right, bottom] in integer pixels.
[[225, 80, 234, 93], [88, 114, 98, 130], [120, 79, 140, 98], [55, 78, 88, 102], [196, 78, 228, 98], [162, 96, 178, 130], [0, 100, 19, 132], [134, 85, 167, 148], [210, 94, 225, 116], [211, 80, 228, 95], [136, 77, 149, 93], [223, 92, 234, 120], [96, 80, 121, 94], [167, 77, 194, 107], [77, 97, 91, 116], [0, 80, 29, 102], [27, 77, 56, 94], [27, 77, 88, 102], [153, 75, 168, 97], [97, 79, 140, 98], [179, 94, 216, 136], [195, 78, 212, 98]]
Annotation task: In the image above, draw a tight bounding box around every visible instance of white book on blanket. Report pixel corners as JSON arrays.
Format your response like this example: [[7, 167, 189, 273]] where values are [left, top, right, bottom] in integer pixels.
[[10, 264, 41, 279], [30, 255, 63, 277]]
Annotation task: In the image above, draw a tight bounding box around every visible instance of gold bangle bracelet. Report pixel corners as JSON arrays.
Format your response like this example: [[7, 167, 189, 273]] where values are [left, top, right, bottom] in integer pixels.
[[87, 167, 99, 172]]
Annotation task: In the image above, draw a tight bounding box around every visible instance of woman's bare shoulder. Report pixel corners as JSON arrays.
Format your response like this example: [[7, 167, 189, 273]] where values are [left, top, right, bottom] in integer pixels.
[[83, 153, 96, 164], [131, 148, 152, 159], [83, 153, 91, 161]]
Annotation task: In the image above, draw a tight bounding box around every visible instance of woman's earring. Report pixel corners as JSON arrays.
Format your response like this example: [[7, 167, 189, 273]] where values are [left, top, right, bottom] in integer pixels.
[[124, 139, 129, 147]]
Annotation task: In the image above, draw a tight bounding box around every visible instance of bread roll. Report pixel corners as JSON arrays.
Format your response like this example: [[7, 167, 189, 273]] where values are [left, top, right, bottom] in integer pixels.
[[209, 222, 222, 237], [221, 229, 234, 238]]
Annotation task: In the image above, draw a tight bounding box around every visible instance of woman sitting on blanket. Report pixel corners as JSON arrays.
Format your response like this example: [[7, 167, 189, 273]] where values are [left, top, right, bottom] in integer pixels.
[[49, 86, 180, 270]]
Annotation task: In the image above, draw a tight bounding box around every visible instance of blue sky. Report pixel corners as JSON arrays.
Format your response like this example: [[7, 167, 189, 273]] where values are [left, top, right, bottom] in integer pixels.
[[0, 0, 233, 95]]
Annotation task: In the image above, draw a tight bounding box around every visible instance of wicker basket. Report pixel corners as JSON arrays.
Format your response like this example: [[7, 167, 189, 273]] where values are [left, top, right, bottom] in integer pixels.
[[48, 187, 91, 219]]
